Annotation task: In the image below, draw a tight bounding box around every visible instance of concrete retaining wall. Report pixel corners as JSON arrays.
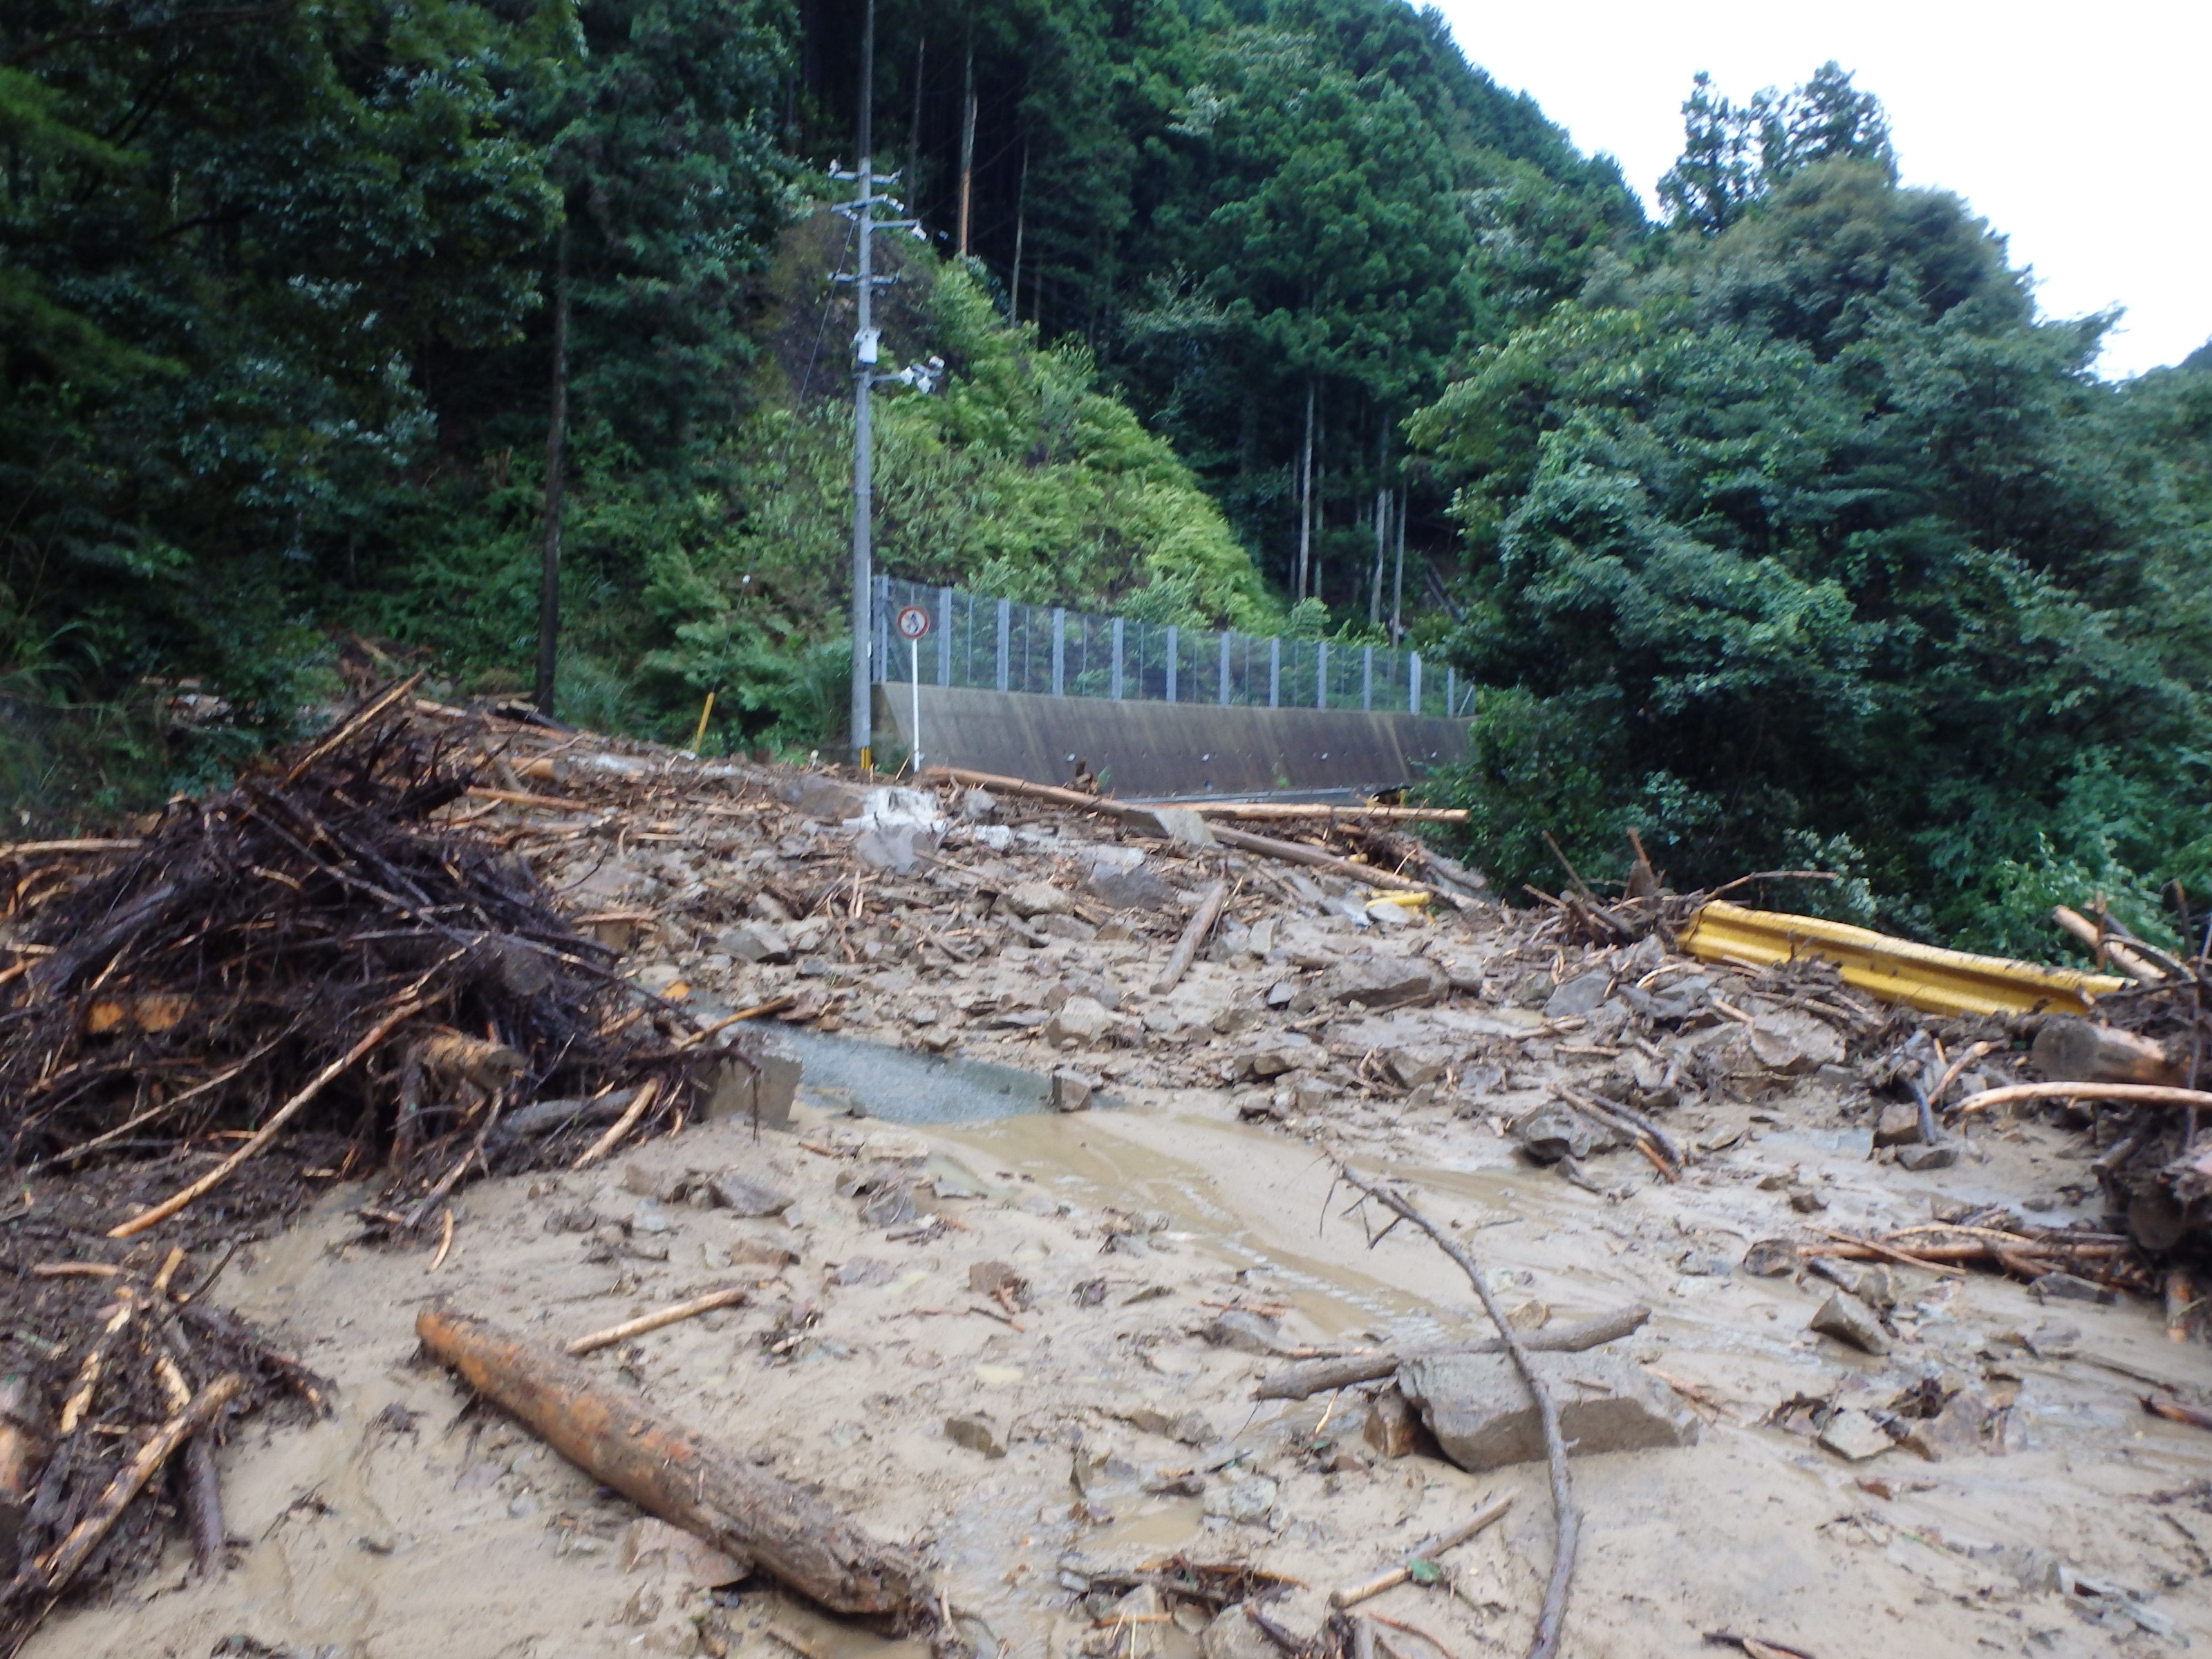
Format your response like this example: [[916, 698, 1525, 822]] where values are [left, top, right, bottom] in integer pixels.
[[872, 683, 1468, 797]]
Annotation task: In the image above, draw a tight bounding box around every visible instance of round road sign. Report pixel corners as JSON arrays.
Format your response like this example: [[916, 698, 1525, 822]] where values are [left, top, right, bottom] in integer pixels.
[[894, 606, 932, 641]]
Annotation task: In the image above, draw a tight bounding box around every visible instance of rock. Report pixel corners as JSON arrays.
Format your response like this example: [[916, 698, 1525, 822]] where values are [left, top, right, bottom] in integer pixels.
[[826, 1257, 893, 1288], [1238, 1033, 1318, 1079], [1809, 1258, 1896, 1309], [968, 1260, 1026, 1300], [1291, 1076, 1335, 1114], [1503, 1298, 1550, 1331], [778, 775, 866, 822], [1384, 1046, 1448, 1089], [717, 922, 791, 965], [959, 787, 997, 822], [1897, 1143, 1958, 1172], [857, 1129, 928, 1163], [1787, 1185, 1828, 1213], [705, 1035, 801, 1130], [945, 1413, 1007, 1459], [1201, 1309, 1286, 1354], [1874, 1099, 1925, 1147], [1002, 880, 1072, 919], [1201, 1474, 1277, 1524], [852, 827, 922, 873], [619, 1517, 747, 1588], [1365, 899, 1414, 928], [1363, 1385, 1420, 1457], [1741, 1239, 1799, 1276], [1128, 806, 1217, 847], [1902, 1388, 1991, 1460], [1747, 1010, 1845, 1075], [1034, 913, 1098, 942], [1051, 1068, 1098, 1112], [706, 1171, 793, 1217], [1323, 956, 1442, 1009], [1083, 865, 1174, 912], [858, 1182, 917, 1228], [1543, 969, 1613, 1020], [1511, 1106, 1613, 1163], [1817, 1408, 1895, 1461], [1398, 1350, 1699, 1471], [1809, 1291, 1892, 1356], [2030, 1272, 2118, 1306], [1202, 1605, 1284, 1659], [1043, 996, 1112, 1047]]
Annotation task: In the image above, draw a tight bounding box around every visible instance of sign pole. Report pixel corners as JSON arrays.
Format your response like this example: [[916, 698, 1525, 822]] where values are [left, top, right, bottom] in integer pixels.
[[910, 635, 921, 774]]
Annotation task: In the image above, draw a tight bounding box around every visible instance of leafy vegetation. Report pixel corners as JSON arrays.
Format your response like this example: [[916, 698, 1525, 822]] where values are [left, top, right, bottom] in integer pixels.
[[1409, 77, 2212, 950], [5, 2, 2208, 956]]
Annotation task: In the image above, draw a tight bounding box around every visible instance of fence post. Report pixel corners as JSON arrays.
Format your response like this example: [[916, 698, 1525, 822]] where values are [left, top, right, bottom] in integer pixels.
[[1268, 637, 1280, 708], [1051, 608, 1065, 696], [1111, 618, 1124, 700], [995, 598, 1011, 693], [1362, 646, 1374, 711], [1409, 653, 1422, 715], [1445, 665, 1455, 718], [1218, 632, 1232, 705], [1316, 641, 1329, 709], [1163, 625, 1178, 702], [937, 587, 952, 686]]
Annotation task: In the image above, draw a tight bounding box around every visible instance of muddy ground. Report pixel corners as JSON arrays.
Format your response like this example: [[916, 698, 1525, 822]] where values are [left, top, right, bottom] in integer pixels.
[[30, 1080, 2212, 1659], [21, 742, 2212, 1658]]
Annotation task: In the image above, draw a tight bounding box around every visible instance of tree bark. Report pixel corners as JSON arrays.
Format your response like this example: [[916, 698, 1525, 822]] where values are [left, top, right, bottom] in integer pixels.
[[417, 1306, 927, 1620], [2031, 1017, 2182, 1086]]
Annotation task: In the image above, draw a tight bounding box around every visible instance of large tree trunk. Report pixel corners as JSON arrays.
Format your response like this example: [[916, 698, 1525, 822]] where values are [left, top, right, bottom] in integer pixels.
[[417, 1306, 928, 1620], [535, 224, 570, 719]]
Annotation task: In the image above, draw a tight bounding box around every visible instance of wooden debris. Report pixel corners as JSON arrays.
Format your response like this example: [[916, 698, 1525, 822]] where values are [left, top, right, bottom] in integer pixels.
[[1253, 1306, 1653, 1401], [1329, 1492, 1512, 1608], [565, 1286, 751, 1356], [416, 1305, 928, 1620], [1152, 881, 1228, 997]]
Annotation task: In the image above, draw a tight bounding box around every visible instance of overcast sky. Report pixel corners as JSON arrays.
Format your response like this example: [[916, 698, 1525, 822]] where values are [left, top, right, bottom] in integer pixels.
[[1430, 0, 2211, 379]]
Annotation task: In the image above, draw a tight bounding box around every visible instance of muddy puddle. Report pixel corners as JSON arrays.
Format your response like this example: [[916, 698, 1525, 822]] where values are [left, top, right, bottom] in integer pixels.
[[29, 1044, 2212, 1659]]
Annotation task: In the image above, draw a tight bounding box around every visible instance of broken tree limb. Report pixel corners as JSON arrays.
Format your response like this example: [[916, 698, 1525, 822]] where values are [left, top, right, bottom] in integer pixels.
[[1253, 1305, 1653, 1400], [1335, 1167, 1577, 1659], [415, 1305, 926, 1619], [1329, 1490, 1513, 1608], [565, 1286, 751, 1356], [109, 999, 424, 1239], [1206, 824, 1452, 901], [572, 1075, 662, 1170], [23, 1371, 243, 1600], [1152, 881, 1228, 997], [1956, 1081, 2212, 1115], [2050, 906, 2165, 983]]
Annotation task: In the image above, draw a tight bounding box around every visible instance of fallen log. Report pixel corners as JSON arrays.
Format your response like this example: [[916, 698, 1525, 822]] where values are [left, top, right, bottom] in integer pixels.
[[2030, 1017, 2182, 1087], [1152, 881, 1228, 997], [1207, 823, 1454, 902], [920, 766, 1456, 903], [1253, 1305, 1652, 1401], [416, 1305, 926, 1620]]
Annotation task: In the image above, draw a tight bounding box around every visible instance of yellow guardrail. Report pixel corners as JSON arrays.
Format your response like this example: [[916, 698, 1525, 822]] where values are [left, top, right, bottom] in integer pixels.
[[1676, 900, 2126, 1019]]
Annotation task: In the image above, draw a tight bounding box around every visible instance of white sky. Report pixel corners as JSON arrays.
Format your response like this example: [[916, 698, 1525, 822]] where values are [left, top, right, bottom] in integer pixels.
[[1430, 0, 2212, 378]]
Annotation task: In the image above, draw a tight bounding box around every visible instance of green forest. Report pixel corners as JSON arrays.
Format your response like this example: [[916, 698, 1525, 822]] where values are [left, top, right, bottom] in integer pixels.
[[4, 0, 2209, 953]]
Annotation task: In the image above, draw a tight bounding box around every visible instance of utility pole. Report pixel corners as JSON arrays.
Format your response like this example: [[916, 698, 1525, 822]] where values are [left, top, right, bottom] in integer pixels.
[[847, 0, 880, 769], [832, 0, 936, 769]]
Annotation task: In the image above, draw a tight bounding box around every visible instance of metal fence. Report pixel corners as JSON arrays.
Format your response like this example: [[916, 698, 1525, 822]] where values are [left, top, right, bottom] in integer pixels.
[[872, 579, 1471, 720]]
